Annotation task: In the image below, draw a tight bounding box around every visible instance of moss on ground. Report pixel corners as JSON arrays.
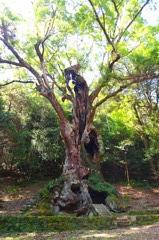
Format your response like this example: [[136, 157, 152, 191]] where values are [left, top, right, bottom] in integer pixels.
[[1, 214, 159, 233], [136, 215, 159, 226], [106, 194, 129, 211], [129, 209, 159, 215], [0, 215, 116, 233]]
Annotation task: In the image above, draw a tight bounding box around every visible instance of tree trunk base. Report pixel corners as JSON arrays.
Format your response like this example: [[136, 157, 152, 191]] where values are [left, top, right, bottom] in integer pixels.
[[50, 173, 97, 216]]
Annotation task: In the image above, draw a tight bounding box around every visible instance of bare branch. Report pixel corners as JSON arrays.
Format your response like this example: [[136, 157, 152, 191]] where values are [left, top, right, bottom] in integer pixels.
[[111, 0, 119, 15], [0, 58, 23, 67], [117, 73, 159, 81], [88, 0, 121, 70], [99, 4, 106, 28], [93, 73, 159, 109], [0, 80, 34, 87], [111, 0, 120, 38], [0, 37, 43, 86], [35, 35, 52, 89], [35, 35, 51, 61], [0, 22, 68, 126], [47, 73, 72, 102], [88, 0, 117, 54], [117, 0, 151, 43]]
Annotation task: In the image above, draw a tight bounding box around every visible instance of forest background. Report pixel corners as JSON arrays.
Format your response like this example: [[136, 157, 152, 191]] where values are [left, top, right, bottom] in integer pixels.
[[0, 0, 159, 187]]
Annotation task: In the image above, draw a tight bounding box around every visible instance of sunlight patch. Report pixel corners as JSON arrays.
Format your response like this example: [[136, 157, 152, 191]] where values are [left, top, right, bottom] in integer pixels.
[[80, 232, 117, 239]]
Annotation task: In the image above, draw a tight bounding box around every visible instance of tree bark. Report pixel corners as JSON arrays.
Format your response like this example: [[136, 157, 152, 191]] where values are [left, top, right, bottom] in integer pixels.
[[49, 66, 100, 215]]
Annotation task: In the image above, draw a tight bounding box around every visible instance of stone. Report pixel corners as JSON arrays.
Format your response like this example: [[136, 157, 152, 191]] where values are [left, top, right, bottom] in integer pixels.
[[105, 195, 126, 213]]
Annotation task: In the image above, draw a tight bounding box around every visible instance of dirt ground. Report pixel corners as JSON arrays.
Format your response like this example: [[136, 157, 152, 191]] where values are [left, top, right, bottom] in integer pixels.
[[1, 178, 159, 215], [1, 223, 159, 240], [0, 178, 48, 216], [0, 178, 159, 240], [114, 184, 159, 211]]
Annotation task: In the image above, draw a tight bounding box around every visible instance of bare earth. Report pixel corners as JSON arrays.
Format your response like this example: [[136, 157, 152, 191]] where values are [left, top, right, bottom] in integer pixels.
[[114, 184, 159, 211], [0, 179, 159, 239], [1, 224, 159, 240], [0, 179, 48, 216]]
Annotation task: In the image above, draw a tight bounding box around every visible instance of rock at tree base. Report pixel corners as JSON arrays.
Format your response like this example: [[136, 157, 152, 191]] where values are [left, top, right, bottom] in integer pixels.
[[105, 195, 126, 213]]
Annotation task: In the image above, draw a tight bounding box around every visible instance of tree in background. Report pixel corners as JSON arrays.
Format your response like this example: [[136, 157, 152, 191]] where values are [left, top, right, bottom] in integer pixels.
[[0, 85, 64, 178], [0, 0, 158, 215]]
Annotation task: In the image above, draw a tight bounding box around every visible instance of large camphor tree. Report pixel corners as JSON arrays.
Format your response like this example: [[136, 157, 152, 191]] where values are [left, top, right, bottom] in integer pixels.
[[0, 0, 158, 215]]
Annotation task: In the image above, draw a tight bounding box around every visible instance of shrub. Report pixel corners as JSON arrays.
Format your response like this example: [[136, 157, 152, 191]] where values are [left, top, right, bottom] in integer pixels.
[[88, 173, 116, 196]]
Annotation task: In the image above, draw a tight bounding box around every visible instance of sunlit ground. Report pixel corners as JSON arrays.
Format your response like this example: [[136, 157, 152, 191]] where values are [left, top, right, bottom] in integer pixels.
[[1, 223, 159, 240]]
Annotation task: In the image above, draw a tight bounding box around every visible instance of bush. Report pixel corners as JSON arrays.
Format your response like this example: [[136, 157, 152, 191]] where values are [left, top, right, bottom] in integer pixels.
[[88, 172, 116, 196]]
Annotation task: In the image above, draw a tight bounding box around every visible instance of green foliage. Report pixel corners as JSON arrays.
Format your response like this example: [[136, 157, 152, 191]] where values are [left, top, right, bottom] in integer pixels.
[[95, 94, 153, 181], [0, 87, 64, 178], [46, 175, 66, 190], [128, 179, 151, 189], [26, 176, 66, 216], [0, 98, 12, 127], [39, 188, 52, 200], [37, 199, 53, 216], [106, 194, 128, 211], [88, 173, 116, 196], [129, 209, 159, 216], [0, 0, 159, 184]]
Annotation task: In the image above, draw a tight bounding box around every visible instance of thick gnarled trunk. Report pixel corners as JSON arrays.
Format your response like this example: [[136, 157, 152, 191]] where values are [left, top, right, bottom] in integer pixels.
[[50, 127, 95, 215], [50, 65, 99, 215]]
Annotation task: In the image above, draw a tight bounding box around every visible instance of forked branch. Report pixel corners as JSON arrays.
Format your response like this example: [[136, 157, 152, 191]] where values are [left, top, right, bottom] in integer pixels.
[[88, 0, 117, 54], [117, 0, 151, 43], [93, 73, 159, 109]]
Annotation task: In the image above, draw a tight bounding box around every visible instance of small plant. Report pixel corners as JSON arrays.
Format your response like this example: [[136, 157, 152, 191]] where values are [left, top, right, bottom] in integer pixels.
[[39, 188, 52, 200], [46, 175, 66, 191]]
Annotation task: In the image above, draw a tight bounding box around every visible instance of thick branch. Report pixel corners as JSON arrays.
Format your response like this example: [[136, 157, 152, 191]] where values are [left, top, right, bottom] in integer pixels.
[[0, 58, 23, 67], [93, 73, 159, 109], [0, 37, 68, 127], [47, 74, 72, 102], [89, 84, 104, 103], [0, 37, 43, 86], [46, 91, 68, 122], [109, 53, 120, 70]]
